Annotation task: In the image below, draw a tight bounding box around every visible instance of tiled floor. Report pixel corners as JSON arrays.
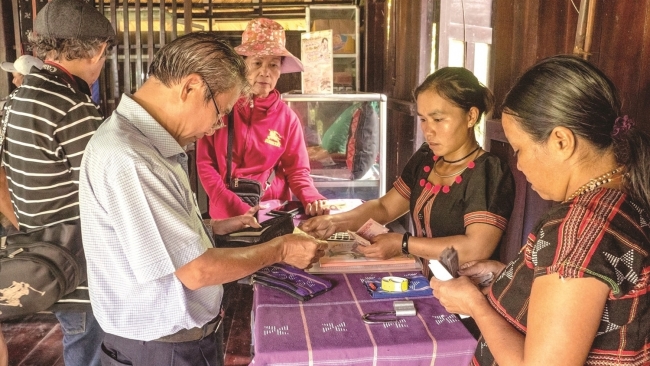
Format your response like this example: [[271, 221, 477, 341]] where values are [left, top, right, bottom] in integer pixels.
[[2, 313, 64, 366], [2, 284, 254, 366]]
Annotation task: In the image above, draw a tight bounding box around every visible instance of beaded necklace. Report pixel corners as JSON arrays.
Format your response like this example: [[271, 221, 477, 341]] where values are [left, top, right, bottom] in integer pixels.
[[432, 147, 481, 178], [563, 166, 624, 203], [433, 161, 470, 178], [420, 149, 480, 194]]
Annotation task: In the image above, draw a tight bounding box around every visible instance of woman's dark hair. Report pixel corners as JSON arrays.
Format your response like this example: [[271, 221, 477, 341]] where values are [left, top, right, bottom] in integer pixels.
[[502, 54, 650, 212], [413, 67, 495, 120]]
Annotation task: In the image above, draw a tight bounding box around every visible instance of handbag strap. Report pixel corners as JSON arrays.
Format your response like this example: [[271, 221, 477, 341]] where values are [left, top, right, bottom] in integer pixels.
[[226, 112, 234, 187], [225, 111, 277, 190]]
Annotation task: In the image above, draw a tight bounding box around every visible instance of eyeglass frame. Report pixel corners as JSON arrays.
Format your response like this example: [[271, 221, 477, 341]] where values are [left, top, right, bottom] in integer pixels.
[[202, 78, 227, 131]]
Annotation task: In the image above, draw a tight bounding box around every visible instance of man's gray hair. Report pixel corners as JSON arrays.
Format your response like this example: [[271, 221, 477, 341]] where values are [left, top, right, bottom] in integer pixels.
[[148, 32, 248, 103], [28, 33, 112, 62]]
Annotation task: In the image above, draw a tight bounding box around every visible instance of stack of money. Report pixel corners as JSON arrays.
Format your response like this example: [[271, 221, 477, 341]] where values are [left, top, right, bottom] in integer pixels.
[[438, 247, 459, 278], [437, 247, 494, 287], [348, 218, 388, 246]]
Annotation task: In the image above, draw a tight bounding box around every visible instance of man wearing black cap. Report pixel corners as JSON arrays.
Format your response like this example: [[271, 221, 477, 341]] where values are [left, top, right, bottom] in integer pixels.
[[0, 0, 115, 365]]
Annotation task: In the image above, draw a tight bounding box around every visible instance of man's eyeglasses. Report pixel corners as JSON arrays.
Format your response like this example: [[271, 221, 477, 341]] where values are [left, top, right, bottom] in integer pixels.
[[203, 79, 226, 132]]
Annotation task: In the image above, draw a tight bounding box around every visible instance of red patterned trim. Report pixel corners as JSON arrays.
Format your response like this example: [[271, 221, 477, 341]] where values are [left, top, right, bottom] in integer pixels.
[[393, 177, 410, 199], [419, 196, 436, 238], [585, 342, 650, 365], [345, 108, 362, 171], [487, 283, 528, 333], [464, 211, 508, 231], [410, 183, 437, 238], [551, 189, 625, 280]]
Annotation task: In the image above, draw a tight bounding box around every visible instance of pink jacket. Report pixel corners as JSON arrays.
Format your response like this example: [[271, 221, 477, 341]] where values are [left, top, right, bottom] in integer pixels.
[[196, 89, 325, 219]]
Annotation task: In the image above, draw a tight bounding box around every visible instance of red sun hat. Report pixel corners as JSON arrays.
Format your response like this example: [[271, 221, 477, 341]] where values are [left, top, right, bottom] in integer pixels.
[[234, 18, 304, 74]]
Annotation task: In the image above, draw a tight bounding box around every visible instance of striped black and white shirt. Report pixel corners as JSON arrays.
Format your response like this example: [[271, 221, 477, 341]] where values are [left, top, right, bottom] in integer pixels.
[[2, 62, 102, 230]]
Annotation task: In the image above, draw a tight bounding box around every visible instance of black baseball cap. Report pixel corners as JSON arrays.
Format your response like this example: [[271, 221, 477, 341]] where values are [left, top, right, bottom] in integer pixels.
[[34, 0, 115, 41]]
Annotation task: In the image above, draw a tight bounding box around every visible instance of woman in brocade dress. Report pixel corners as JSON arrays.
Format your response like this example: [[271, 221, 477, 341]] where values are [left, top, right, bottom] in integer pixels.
[[431, 55, 650, 365], [301, 67, 516, 265]]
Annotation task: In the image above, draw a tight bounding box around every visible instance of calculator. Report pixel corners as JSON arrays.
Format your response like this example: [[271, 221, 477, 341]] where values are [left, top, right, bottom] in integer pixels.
[[327, 232, 353, 241]]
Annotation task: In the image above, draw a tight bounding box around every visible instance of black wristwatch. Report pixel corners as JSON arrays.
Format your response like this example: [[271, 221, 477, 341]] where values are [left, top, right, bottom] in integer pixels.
[[401, 232, 412, 255]]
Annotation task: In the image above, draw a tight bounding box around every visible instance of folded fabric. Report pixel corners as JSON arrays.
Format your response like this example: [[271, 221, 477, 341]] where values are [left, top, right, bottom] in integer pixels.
[[252, 263, 333, 301], [361, 272, 432, 299]]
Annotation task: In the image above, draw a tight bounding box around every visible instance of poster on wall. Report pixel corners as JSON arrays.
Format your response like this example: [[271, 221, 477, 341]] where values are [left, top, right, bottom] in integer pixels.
[[300, 29, 333, 94]]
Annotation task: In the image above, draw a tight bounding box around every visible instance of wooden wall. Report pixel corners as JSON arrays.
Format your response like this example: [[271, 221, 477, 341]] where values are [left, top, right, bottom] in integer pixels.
[[3, 0, 648, 159], [364, 0, 650, 186], [0, 0, 14, 94], [491, 0, 650, 130], [365, 0, 434, 185], [363, 0, 650, 230], [365, 0, 434, 229]]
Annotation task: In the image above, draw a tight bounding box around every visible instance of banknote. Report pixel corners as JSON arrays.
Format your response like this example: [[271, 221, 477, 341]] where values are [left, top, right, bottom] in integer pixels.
[[429, 250, 470, 319], [347, 230, 371, 246], [471, 271, 494, 287], [438, 246, 459, 278], [294, 227, 328, 245], [356, 218, 389, 241], [432, 247, 493, 286]]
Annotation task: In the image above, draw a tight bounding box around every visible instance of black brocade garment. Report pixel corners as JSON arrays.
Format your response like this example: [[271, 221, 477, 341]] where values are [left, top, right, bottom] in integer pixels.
[[473, 188, 650, 365], [393, 143, 515, 259]]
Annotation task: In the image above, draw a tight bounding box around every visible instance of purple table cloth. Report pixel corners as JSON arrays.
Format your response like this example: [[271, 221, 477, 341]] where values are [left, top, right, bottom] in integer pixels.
[[251, 271, 477, 366]]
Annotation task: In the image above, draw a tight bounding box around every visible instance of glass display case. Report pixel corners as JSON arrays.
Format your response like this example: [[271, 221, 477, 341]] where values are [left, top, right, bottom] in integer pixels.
[[306, 5, 360, 92], [282, 92, 387, 201]]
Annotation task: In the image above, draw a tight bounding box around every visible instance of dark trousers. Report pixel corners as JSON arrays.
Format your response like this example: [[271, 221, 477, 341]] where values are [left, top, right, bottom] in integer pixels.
[[99, 325, 224, 366]]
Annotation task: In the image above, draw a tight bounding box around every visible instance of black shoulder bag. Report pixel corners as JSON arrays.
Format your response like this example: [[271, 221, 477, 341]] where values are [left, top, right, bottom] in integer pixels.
[[0, 92, 88, 320], [225, 112, 275, 208], [0, 221, 87, 320]]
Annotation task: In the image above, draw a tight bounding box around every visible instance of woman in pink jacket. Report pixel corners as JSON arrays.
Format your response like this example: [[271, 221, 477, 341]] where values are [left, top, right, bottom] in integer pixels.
[[197, 18, 327, 219]]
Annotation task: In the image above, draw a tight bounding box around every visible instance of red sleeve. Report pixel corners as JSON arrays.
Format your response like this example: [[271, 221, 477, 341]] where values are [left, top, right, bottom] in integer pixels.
[[196, 134, 252, 219], [279, 110, 326, 205]]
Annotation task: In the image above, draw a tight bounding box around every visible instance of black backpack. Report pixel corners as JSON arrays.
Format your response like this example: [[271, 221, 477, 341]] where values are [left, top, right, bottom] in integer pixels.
[[0, 220, 86, 320]]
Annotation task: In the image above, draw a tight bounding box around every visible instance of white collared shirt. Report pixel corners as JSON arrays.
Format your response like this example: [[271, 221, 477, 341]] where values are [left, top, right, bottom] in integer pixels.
[[79, 94, 221, 341]]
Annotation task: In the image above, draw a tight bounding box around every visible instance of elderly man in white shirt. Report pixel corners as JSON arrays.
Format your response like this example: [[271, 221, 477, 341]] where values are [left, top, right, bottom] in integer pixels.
[[79, 32, 325, 366]]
